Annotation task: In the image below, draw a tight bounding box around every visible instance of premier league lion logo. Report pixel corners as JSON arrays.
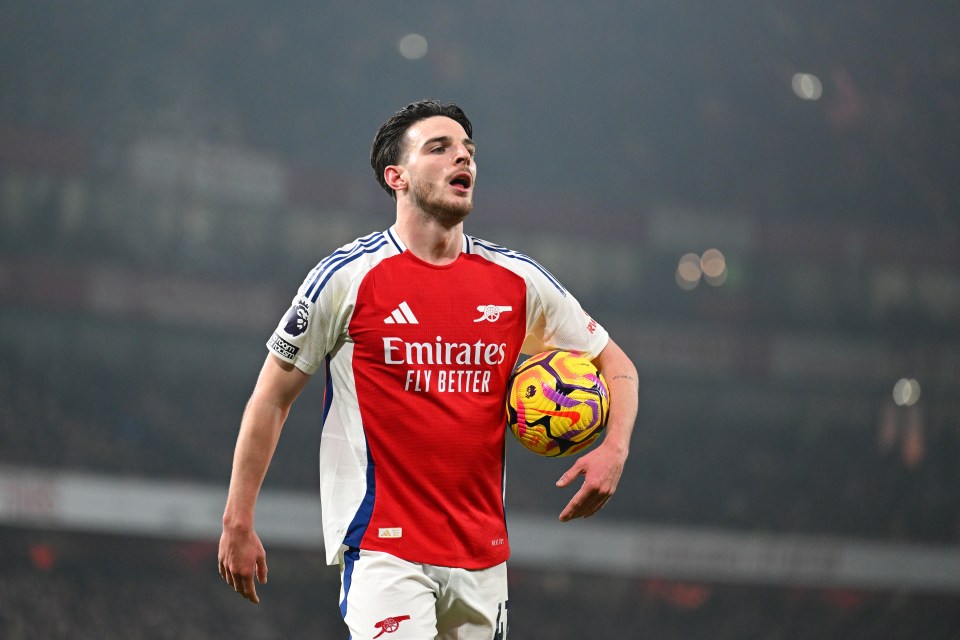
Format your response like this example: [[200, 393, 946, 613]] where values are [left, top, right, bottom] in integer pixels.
[[282, 299, 310, 336]]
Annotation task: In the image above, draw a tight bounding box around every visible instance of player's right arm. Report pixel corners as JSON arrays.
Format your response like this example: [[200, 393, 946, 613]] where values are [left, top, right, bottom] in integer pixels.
[[218, 354, 311, 604]]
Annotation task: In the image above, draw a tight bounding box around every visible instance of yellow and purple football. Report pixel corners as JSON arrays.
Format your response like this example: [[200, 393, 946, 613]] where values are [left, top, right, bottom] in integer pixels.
[[505, 350, 609, 457]]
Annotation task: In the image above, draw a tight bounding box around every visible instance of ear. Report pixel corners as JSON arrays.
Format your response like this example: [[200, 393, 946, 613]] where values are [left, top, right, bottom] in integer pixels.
[[384, 166, 407, 193]]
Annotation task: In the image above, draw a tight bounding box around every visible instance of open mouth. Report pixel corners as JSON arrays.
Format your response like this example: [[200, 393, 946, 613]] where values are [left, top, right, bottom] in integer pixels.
[[449, 173, 472, 191]]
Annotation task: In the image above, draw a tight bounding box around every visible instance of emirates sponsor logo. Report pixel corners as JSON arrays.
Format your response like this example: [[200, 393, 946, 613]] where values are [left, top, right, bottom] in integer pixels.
[[382, 336, 507, 366], [382, 336, 506, 394]]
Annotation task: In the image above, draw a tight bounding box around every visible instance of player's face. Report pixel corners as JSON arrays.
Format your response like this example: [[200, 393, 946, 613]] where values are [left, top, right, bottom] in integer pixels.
[[399, 116, 477, 226]]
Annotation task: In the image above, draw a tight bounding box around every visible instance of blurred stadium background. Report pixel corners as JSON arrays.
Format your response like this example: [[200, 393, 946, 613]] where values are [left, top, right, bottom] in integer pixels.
[[2, 2, 959, 638]]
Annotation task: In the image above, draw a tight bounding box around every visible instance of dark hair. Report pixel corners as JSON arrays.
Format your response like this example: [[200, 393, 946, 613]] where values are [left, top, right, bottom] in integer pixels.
[[370, 99, 473, 199]]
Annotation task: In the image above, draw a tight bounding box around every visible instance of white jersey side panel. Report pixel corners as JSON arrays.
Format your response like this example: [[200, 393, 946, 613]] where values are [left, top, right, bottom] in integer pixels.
[[318, 340, 370, 565]]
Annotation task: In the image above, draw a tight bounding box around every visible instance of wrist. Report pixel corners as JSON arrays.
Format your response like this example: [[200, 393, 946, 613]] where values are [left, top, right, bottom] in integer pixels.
[[600, 435, 630, 460], [222, 512, 255, 532]]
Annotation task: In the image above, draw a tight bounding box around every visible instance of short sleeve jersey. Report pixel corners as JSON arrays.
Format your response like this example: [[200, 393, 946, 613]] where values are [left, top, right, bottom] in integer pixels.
[[267, 226, 609, 568]]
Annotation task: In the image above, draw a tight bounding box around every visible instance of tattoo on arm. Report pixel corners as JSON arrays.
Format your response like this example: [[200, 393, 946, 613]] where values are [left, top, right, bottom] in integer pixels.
[[609, 374, 638, 386]]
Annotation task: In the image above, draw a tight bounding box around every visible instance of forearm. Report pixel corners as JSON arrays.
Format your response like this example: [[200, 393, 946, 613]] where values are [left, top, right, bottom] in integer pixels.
[[222, 396, 289, 530], [594, 339, 639, 458], [603, 373, 638, 455], [556, 338, 638, 521]]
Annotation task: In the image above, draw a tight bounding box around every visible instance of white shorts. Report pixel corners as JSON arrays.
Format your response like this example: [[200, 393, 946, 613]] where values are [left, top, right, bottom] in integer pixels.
[[338, 548, 508, 640]]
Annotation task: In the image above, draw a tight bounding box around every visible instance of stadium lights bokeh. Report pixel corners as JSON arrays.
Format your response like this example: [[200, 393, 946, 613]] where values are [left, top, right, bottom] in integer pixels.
[[792, 72, 823, 100], [399, 33, 428, 60], [676, 249, 728, 290], [892, 378, 922, 407]]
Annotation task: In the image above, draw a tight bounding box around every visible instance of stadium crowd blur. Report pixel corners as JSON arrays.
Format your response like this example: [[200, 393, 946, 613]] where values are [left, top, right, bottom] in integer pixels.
[[2, 1, 959, 638], [3, 528, 960, 640]]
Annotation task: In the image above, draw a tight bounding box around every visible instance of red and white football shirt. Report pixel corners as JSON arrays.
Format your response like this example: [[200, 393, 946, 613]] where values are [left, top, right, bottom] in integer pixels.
[[267, 226, 608, 568]]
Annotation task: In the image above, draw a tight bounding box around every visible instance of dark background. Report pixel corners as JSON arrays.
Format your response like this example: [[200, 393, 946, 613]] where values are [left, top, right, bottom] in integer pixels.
[[1, 2, 958, 638]]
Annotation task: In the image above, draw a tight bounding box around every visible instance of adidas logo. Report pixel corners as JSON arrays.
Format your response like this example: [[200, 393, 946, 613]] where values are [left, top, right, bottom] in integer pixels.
[[384, 301, 419, 324]]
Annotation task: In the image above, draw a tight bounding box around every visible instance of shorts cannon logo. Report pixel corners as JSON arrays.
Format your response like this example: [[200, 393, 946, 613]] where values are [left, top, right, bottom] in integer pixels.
[[373, 615, 411, 638]]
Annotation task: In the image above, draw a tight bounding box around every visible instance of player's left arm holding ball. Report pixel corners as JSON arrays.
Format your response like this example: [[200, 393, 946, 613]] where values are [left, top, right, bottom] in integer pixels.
[[556, 337, 638, 522], [519, 265, 639, 523]]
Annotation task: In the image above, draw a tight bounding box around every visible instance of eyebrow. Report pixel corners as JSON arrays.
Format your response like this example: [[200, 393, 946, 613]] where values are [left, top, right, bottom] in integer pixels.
[[422, 135, 476, 151]]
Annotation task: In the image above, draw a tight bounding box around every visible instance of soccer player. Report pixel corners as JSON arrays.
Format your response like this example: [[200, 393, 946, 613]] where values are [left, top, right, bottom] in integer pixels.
[[218, 100, 639, 639]]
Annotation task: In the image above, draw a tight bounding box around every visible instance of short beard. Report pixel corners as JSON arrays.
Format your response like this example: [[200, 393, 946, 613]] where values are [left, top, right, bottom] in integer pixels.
[[411, 179, 473, 229]]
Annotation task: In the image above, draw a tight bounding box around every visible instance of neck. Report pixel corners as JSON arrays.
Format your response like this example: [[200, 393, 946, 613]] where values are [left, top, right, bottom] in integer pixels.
[[394, 209, 463, 265]]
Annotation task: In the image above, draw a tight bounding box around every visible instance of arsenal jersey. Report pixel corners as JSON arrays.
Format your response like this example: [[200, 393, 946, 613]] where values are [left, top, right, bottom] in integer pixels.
[[267, 226, 609, 568]]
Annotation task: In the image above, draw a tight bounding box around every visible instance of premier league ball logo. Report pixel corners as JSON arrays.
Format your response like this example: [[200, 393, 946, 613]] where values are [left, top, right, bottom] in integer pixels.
[[283, 299, 310, 336]]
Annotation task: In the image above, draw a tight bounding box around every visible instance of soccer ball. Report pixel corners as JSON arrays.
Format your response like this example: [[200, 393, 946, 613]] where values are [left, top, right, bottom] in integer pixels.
[[505, 350, 609, 457]]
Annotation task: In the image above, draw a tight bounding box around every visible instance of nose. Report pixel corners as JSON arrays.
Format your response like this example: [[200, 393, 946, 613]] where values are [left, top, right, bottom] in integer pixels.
[[454, 143, 472, 165]]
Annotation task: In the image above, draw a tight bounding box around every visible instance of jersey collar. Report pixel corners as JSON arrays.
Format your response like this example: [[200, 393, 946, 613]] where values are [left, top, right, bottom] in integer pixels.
[[386, 225, 471, 255]]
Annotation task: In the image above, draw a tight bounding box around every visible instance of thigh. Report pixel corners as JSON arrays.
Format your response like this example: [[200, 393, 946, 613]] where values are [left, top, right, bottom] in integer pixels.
[[340, 549, 440, 640], [433, 562, 509, 640]]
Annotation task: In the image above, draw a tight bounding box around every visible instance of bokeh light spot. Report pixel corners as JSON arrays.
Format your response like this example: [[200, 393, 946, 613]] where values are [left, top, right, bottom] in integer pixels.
[[677, 253, 702, 290], [399, 33, 428, 60], [892, 378, 921, 406], [700, 248, 726, 278], [792, 73, 822, 100]]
